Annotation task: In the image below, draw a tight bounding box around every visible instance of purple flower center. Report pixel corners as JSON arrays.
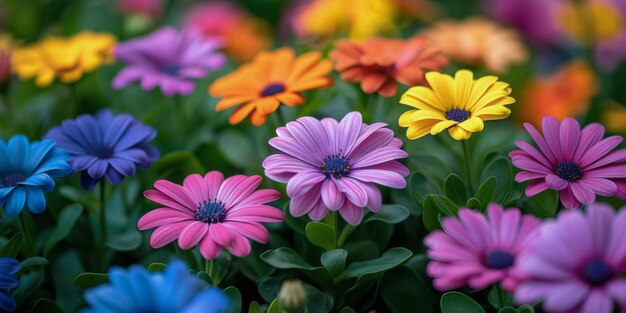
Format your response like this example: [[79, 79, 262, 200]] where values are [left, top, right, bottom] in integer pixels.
[[2, 173, 25, 187], [162, 63, 181, 76], [195, 200, 226, 224], [583, 260, 612, 285], [260, 83, 286, 97], [485, 250, 515, 269], [91, 145, 115, 159], [555, 161, 583, 182], [445, 109, 471, 122], [322, 155, 350, 179]]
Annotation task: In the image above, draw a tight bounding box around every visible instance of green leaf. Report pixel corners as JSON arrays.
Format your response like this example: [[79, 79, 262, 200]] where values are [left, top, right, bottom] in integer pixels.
[[196, 271, 211, 284], [465, 198, 481, 211], [261, 248, 319, 271], [216, 130, 258, 168], [422, 196, 442, 231], [424, 194, 459, 223], [526, 189, 558, 218], [440, 292, 486, 313], [381, 266, 435, 313], [44, 204, 83, 256], [321, 249, 347, 277], [106, 230, 141, 251], [32, 299, 63, 313], [147, 263, 167, 272], [20, 257, 48, 269], [474, 177, 497, 210], [408, 172, 434, 210], [248, 301, 262, 313], [481, 157, 513, 202], [488, 285, 513, 310], [365, 205, 409, 224], [224, 286, 242, 313], [13, 270, 44, 303], [152, 151, 205, 179], [443, 174, 468, 205], [305, 222, 336, 251], [73, 273, 108, 289], [267, 299, 282, 313], [516, 305, 536, 313], [340, 247, 413, 280], [1, 233, 22, 257], [498, 308, 517, 313]]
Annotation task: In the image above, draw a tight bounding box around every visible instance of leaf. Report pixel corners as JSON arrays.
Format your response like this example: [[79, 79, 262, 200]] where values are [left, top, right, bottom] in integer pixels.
[[20, 257, 48, 269], [381, 266, 435, 313], [261, 248, 319, 271], [422, 196, 442, 231], [32, 299, 63, 313], [525, 189, 558, 218], [13, 270, 44, 303], [196, 271, 211, 284], [147, 263, 167, 272], [303, 283, 333, 313], [408, 172, 433, 211], [440, 292, 486, 313], [443, 174, 468, 205], [248, 301, 262, 313], [217, 130, 258, 168], [365, 205, 409, 224], [474, 177, 497, 210], [224, 286, 242, 313], [106, 230, 141, 251], [73, 273, 108, 289], [498, 308, 517, 313], [516, 305, 536, 313], [488, 285, 513, 310], [321, 249, 347, 277], [267, 299, 282, 313], [44, 204, 83, 256], [340, 247, 413, 280], [481, 157, 513, 202], [305, 222, 336, 251], [151, 151, 205, 178], [465, 198, 481, 211], [1, 233, 23, 257]]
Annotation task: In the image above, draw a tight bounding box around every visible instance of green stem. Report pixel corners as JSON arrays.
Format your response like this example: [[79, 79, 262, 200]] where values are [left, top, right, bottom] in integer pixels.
[[323, 211, 338, 248], [337, 224, 356, 248], [98, 182, 107, 270], [206, 259, 213, 283], [275, 107, 286, 126], [17, 212, 35, 256], [461, 140, 474, 191]]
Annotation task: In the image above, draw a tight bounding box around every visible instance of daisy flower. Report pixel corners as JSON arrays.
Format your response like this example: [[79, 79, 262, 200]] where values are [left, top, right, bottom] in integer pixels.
[[138, 172, 284, 259], [0, 257, 20, 312], [399, 70, 514, 140], [262, 112, 410, 225], [424, 204, 541, 292], [509, 116, 626, 209], [0, 34, 15, 85]]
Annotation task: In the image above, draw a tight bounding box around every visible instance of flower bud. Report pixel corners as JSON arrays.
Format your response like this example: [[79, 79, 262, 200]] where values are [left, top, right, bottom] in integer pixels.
[[277, 279, 307, 312]]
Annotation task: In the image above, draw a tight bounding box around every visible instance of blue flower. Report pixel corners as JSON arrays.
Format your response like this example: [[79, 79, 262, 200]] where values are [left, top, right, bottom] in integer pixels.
[[44, 109, 159, 190], [82, 260, 229, 313], [0, 135, 71, 216], [0, 257, 20, 312]]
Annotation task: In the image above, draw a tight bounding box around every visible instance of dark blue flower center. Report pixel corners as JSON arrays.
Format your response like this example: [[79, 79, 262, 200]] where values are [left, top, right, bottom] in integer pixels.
[[195, 200, 226, 224], [92, 145, 115, 159], [3, 173, 25, 187], [485, 250, 515, 269], [260, 83, 286, 97], [445, 109, 471, 122], [162, 63, 181, 76], [321, 155, 350, 179], [555, 161, 583, 182], [583, 260, 612, 285]]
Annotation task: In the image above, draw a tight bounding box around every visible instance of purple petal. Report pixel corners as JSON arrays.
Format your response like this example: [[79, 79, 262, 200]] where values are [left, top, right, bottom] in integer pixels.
[[572, 123, 605, 163], [579, 136, 623, 168], [545, 174, 568, 190], [541, 116, 564, 161], [321, 179, 344, 210], [349, 169, 407, 188], [336, 178, 368, 207], [286, 171, 325, 198], [337, 112, 363, 155], [559, 118, 580, 161]]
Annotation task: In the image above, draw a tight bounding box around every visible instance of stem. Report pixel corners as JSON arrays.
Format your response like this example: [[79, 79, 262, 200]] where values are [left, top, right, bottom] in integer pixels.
[[206, 259, 214, 283], [461, 139, 474, 191], [18, 212, 35, 256], [98, 182, 107, 271], [275, 107, 286, 126], [323, 211, 338, 248], [337, 224, 356, 248]]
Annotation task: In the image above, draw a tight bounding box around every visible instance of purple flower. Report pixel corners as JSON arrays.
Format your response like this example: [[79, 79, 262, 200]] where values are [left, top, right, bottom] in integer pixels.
[[44, 109, 159, 190], [424, 204, 541, 292], [515, 203, 626, 313], [262, 112, 409, 225], [509, 116, 626, 209], [112, 27, 226, 96]]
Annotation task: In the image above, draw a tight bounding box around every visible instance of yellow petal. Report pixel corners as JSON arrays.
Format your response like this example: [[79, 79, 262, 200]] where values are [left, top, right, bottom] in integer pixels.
[[399, 109, 445, 127], [430, 120, 458, 135], [425, 71, 456, 110], [474, 105, 512, 119], [406, 121, 437, 140], [454, 70, 474, 110], [457, 116, 484, 132], [448, 125, 472, 140], [466, 75, 498, 110], [400, 86, 445, 111]]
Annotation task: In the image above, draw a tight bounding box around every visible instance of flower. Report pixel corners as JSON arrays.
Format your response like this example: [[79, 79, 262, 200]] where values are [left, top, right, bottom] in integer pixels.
[[0, 257, 20, 312], [603, 101, 626, 134], [81, 260, 230, 313], [0, 34, 14, 85], [44, 109, 159, 190], [0, 135, 71, 216], [138, 171, 284, 259], [112, 27, 226, 96], [209, 48, 333, 126], [423, 17, 528, 73], [278, 279, 308, 312], [263, 112, 410, 225], [11, 32, 116, 87], [329, 36, 448, 97], [424, 204, 541, 291], [399, 70, 514, 140], [509, 116, 626, 209], [515, 203, 626, 313]]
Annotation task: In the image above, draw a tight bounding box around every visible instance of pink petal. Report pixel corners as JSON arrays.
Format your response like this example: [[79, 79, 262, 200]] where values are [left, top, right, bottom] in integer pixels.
[[198, 235, 221, 260], [183, 174, 208, 204], [347, 128, 394, 162], [523, 122, 557, 164], [224, 230, 252, 257], [339, 201, 364, 225], [336, 177, 368, 207], [222, 175, 263, 207], [144, 190, 194, 212], [296, 116, 332, 156], [546, 174, 568, 190], [321, 179, 344, 210], [137, 208, 194, 230], [351, 147, 408, 168], [584, 149, 626, 171], [543, 281, 589, 312], [209, 223, 234, 247], [308, 199, 329, 221], [289, 184, 321, 217], [204, 171, 224, 200], [515, 171, 546, 182], [321, 118, 338, 153], [579, 136, 623, 168], [349, 169, 407, 188], [231, 189, 281, 209], [572, 123, 605, 162], [361, 182, 382, 212], [579, 178, 617, 196], [226, 205, 285, 222], [269, 137, 321, 166], [581, 289, 613, 313], [337, 112, 363, 155], [149, 221, 190, 248], [177, 221, 208, 249], [570, 182, 596, 204], [541, 116, 564, 161], [216, 174, 247, 203], [224, 221, 269, 243], [559, 118, 581, 161], [525, 180, 550, 196], [510, 155, 552, 174], [514, 140, 553, 167], [584, 165, 626, 178], [153, 180, 197, 210], [286, 119, 326, 157], [286, 171, 325, 198]]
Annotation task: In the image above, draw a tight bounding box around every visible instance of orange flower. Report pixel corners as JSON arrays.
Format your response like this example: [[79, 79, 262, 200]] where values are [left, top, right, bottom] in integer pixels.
[[209, 48, 333, 126], [330, 36, 447, 97]]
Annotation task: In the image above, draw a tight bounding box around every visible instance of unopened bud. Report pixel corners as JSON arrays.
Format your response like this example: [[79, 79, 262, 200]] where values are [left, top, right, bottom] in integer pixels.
[[277, 279, 307, 312]]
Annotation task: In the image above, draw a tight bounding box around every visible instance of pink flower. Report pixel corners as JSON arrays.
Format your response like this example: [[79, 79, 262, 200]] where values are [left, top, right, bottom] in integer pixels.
[[515, 203, 626, 313], [509, 116, 626, 209], [263, 112, 409, 225], [138, 171, 284, 259], [424, 204, 541, 292]]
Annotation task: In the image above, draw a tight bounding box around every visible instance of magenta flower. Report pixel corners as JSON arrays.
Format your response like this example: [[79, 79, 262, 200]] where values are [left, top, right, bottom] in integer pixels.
[[112, 27, 225, 96], [138, 171, 284, 259], [424, 204, 541, 292], [263, 112, 409, 225], [509, 116, 626, 209], [515, 203, 626, 313]]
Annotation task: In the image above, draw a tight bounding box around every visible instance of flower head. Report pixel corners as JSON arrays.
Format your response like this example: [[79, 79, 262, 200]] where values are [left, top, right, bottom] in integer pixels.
[[209, 48, 333, 126], [509, 116, 626, 209], [81, 260, 229, 313], [44, 109, 159, 190], [515, 203, 626, 313], [0, 257, 20, 312], [0, 135, 71, 216], [330, 36, 448, 97], [0, 34, 15, 85], [139, 172, 284, 259], [112, 27, 226, 96], [399, 70, 514, 140], [263, 112, 409, 225], [425, 204, 541, 292]]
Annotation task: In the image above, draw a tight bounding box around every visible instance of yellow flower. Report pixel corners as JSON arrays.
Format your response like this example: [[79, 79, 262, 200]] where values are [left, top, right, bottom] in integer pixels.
[[399, 70, 514, 140], [561, 1, 624, 44], [11, 32, 116, 87], [603, 101, 626, 134]]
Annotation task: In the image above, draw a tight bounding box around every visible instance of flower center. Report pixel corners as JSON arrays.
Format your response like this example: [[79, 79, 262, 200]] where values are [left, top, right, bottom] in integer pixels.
[[2, 173, 25, 187], [583, 260, 612, 285], [260, 83, 286, 97], [485, 250, 515, 269], [92, 145, 115, 159], [195, 200, 226, 224], [162, 63, 180, 76], [445, 109, 471, 122], [322, 155, 350, 179], [555, 161, 583, 182]]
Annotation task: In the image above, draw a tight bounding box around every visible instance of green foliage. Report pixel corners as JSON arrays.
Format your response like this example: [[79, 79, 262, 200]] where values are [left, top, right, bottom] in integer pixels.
[[440, 292, 486, 313], [305, 222, 336, 251]]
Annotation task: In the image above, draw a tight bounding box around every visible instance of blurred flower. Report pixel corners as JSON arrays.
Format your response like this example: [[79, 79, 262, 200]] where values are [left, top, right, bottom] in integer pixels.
[[0, 34, 14, 85], [183, 1, 271, 63], [117, 0, 163, 20], [44, 109, 159, 190], [278, 279, 307, 312], [603, 101, 626, 134], [11, 32, 116, 87], [423, 17, 528, 73], [82, 260, 230, 313], [425, 204, 541, 291], [0, 257, 20, 312], [393, 0, 443, 21], [113, 27, 225, 96], [330, 36, 448, 97], [0, 135, 71, 216], [399, 70, 514, 140], [209, 48, 333, 126], [509, 116, 626, 209], [139, 172, 283, 259], [515, 203, 626, 313], [263, 112, 409, 225]]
